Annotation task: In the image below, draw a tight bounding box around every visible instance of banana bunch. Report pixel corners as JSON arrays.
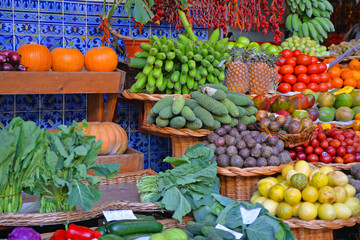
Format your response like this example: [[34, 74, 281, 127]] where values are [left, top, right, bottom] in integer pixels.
[[285, 0, 335, 42]]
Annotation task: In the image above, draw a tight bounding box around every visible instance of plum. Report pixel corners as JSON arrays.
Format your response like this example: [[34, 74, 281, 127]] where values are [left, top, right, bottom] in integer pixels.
[[217, 154, 230, 167], [230, 155, 244, 168], [256, 158, 268, 167], [208, 132, 219, 143], [244, 157, 257, 168], [226, 146, 238, 156]]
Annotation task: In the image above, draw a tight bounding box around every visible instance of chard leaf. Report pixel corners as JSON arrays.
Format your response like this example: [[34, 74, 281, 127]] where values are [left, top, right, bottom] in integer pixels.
[[161, 186, 191, 223], [64, 152, 74, 167], [52, 135, 68, 158], [67, 180, 102, 211], [133, 0, 154, 24], [212, 193, 235, 207], [86, 174, 102, 185], [91, 163, 120, 179], [54, 177, 68, 187], [124, 0, 135, 15], [74, 146, 88, 156], [57, 125, 69, 135], [163, 156, 190, 166], [75, 164, 87, 178], [46, 149, 58, 173]]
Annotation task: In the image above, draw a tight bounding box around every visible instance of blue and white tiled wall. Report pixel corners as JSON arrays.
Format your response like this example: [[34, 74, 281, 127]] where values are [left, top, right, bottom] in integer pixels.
[[0, 0, 207, 172]]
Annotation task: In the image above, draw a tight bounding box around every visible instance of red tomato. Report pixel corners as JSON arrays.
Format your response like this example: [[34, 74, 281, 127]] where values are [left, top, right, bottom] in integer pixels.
[[307, 83, 319, 92], [319, 82, 329, 92], [311, 56, 318, 64], [296, 54, 312, 65], [283, 74, 297, 84], [278, 82, 292, 93], [292, 49, 302, 57], [278, 73, 283, 82], [279, 65, 294, 75], [310, 74, 321, 84], [277, 57, 286, 66], [281, 49, 293, 58], [297, 73, 310, 84], [294, 65, 307, 75], [319, 72, 330, 82], [317, 62, 327, 73], [293, 82, 307, 92], [307, 64, 319, 74], [285, 57, 297, 67], [327, 81, 333, 90], [275, 65, 281, 72]]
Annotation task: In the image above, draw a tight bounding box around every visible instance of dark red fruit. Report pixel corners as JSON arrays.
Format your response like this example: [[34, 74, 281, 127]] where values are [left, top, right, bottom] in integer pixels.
[[297, 152, 307, 160], [320, 152, 332, 164], [307, 154, 319, 162], [337, 147, 346, 157], [311, 139, 320, 148], [344, 154, 355, 163], [314, 147, 324, 156], [320, 141, 329, 149], [326, 146, 336, 156]]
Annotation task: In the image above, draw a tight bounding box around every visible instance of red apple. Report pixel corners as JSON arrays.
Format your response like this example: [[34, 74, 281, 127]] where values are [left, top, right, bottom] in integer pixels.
[[337, 147, 346, 157], [320, 141, 329, 149], [346, 146, 355, 154], [305, 146, 314, 155], [334, 156, 344, 164], [295, 146, 304, 152], [289, 150, 296, 160], [314, 147, 324, 156], [343, 154, 355, 164], [317, 133, 326, 142], [297, 152, 307, 160], [330, 140, 341, 148], [335, 134, 345, 141], [345, 139, 354, 146], [303, 141, 310, 147], [340, 141, 347, 148], [344, 132, 353, 139], [311, 139, 320, 148], [327, 137, 334, 142], [326, 146, 336, 156], [355, 143, 360, 153], [307, 154, 319, 162], [320, 152, 332, 164], [355, 153, 360, 162]]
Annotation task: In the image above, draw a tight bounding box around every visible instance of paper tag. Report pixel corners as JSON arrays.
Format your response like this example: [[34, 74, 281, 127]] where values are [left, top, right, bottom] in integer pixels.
[[103, 210, 137, 222], [134, 237, 151, 240], [240, 207, 261, 225], [215, 224, 243, 239], [218, 60, 226, 68]]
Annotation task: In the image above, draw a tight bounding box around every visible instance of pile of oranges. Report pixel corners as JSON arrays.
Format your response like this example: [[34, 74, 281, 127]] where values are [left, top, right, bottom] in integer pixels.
[[327, 59, 360, 89]]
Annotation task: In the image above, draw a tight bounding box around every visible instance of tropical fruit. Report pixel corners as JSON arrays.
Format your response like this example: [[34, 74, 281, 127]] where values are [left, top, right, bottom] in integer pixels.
[[327, 171, 349, 186], [335, 107, 354, 122], [290, 173, 308, 190], [318, 203, 336, 221], [298, 202, 317, 221], [282, 164, 294, 179], [319, 166, 334, 175], [292, 202, 301, 217], [258, 182, 273, 198], [294, 160, 310, 177], [268, 184, 285, 202], [334, 93, 353, 108], [334, 186, 348, 203], [319, 107, 335, 122], [318, 186, 335, 204], [292, 110, 309, 119], [318, 92, 335, 108], [333, 203, 352, 219], [344, 184, 356, 197], [288, 94, 309, 114], [262, 199, 279, 215], [284, 188, 302, 205], [276, 202, 293, 219], [310, 172, 329, 189], [302, 186, 319, 203], [258, 177, 279, 186], [253, 95, 271, 110], [350, 91, 360, 107], [344, 197, 360, 216], [271, 96, 290, 112], [352, 106, 360, 116], [286, 169, 298, 184]]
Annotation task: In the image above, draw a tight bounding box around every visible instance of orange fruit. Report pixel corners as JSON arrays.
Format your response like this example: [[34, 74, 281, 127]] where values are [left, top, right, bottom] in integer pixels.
[[349, 60, 360, 71], [341, 69, 354, 80], [328, 67, 341, 79], [355, 113, 360, 120], [352, 70, 360, 81], [344, 78, 357, 88], [357, 80, 360, 89], [323, 58, 335, 64], [332, 77, 344, 88]]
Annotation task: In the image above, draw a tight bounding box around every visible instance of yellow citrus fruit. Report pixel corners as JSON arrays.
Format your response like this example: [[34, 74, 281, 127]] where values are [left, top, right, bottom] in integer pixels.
[[280, 180, 290, 190], [286, 169, 298, 184], [314, 202, 321, 210], [318, 186, 335, 204], [253, 196, 268, 205], [298, 202, 318, 221], [294, 160, 310, 177], [302, 186, 319, 203], [258, 177, 279, 186], [309, 169, 321, 182], [269, 184, 286, 202], [333, 186, 348, 203], [282, 164, 294, 179], [318, 203, 336, 221], [258, 182, 273, 198], [276, 202, 293, 219], [250, 191, 261, 204], [290, 173, 308, 190], [292, 202, 302, 217], [344, 184, 356, 197], [284, 187, 302, 205], [277, 175, 284, 183], [319, 166, 334, 175], [262, 199, 279, 215], [310, 172, 329, 189], [333, 203, 352, 219]]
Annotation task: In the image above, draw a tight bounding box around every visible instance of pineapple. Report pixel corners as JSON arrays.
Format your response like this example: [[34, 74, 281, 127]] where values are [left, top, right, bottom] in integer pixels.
[[267, 53, 280, 92], [225, 47, 251, 94], [248, 49, 272, 95]]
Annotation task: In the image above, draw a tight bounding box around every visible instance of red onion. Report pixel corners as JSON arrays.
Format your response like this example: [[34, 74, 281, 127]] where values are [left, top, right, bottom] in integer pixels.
[[1, 63, 15, 71], [0, 53, 7, 64], [1, 49, 12, 57], [14, 64, 27, 71], [8, 51, 20, 65]]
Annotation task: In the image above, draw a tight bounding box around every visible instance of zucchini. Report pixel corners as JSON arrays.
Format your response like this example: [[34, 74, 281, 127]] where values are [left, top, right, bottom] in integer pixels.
[[108, 220, 163, 236], [95, 226, 108, 236]]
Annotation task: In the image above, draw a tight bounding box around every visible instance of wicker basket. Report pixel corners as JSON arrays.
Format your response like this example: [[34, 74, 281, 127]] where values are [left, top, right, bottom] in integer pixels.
[[310, 162, 359, 170], [122, 89, 191, 101]]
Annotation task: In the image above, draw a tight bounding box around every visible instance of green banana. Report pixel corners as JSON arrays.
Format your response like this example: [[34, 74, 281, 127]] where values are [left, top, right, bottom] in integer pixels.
[[314, 17, 330, 32], [299, 2, 306, 11], [300, 22, 309, 36], [323, 0, 333, 12], [323, 17, 335, 31], [311, 19, 327, 38], [312, 7, 321, 17], [305, 0, 312, 9], [317, 1, 325, 11], [306, 7, 312, 17], [285, 14, 293, 31], [307, 22, 318, 41], [292, 14, 301, 31], [312, 0, 318, 8]]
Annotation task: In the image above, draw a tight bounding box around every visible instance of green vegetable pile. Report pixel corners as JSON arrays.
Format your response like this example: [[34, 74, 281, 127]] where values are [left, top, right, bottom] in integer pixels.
[[137, 143, 295, 240], [147, 85, 257, 130], [129, 10, 230, 95], [0, 117, 120, 213]]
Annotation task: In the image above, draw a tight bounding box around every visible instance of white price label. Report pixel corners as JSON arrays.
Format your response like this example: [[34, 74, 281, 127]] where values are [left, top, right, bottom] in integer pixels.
[[103, 210, 137, 222], [240, 207, 261, 225], [215, 224, 243, 239], [134, 237, 151, 240], [218, 60, 226, 68]]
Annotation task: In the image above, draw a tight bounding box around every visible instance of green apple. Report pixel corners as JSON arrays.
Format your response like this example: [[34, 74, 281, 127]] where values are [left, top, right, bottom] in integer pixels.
[[236, 36, 250, 47], [260, 42, 272, 50], [228, 42, 235, 48], [266, 45, 279, 54], [247, 42, 260, 50], [234, 42, 246, 48]]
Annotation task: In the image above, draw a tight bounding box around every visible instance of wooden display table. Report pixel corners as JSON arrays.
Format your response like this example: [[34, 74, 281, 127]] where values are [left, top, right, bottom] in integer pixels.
[[0, 70, 126, 122]]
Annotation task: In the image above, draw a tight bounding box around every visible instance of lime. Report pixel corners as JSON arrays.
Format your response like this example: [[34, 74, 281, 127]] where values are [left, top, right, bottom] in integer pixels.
[[247, 42, 260, 51], [236, 36, 250, 46], [266, 45, 279, 54], [276, 202, 293, 219], [298, 202, 318, 221], [260, 42, 271, 50], [284, 187, 302, 205], [302, 186, 319, 203], [234, 42, 246, 48]]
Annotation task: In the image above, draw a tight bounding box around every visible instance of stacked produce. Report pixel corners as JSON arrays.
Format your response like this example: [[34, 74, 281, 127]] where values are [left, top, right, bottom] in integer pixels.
[[277, 49, 332, 93], [129, 10, 230, 94], [206, 123, 292, 168], [278, 36, 329, 56], [0, 49, 26, 71], [147, 85, 257, 130], [317, 90, 360, 122], [250, 161, 360, 220], [349, 165, 360, 200], [290, 125, 360, 164], [327, 60, 360, 89], [328, 39, 360, 56], [285, 0, 335, 42], [228, 36, 280, 55]]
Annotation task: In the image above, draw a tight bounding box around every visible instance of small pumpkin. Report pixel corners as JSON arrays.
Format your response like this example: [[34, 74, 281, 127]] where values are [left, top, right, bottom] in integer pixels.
[[51, 47, 84, 72], [84, 46, 118, 72], [17, 43, 52, 71], [81, 122, 128, 155]]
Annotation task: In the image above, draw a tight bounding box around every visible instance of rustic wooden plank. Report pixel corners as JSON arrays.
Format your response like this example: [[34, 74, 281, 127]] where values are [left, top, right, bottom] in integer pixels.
[[88, 94, 104, 122], [0, 69, 125, 95], [102, 93, 118, 122]]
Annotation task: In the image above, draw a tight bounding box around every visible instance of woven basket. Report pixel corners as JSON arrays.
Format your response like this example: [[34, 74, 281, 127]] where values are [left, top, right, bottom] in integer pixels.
[[122, 89, 191, 102], [225, 61, 250, 94], [310, 162, 359, 170], [317, 55, 360, 62], [0, 169, 161, 226]]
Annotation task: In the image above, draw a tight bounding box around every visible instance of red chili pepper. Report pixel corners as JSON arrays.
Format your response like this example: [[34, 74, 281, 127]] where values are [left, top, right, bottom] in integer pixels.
[[66, 224, 95, 240], [52, 229, 67, 240]]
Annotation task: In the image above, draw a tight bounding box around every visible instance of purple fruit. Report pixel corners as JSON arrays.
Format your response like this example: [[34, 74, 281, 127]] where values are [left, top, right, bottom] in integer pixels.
[[1, 63, 14, 71], [1, 49, 12, 57], [8, 51, 20, 65], [0, 53, 7, 64], [14, 64, 27, 71]]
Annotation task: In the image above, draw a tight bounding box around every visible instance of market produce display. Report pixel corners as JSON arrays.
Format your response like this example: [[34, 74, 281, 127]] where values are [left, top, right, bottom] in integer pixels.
[[285, 0, 335, 42], [228, 36, 280, 55], [349, 165, 360, 200], [278, 36, 329, 56], [0, 49, 26, 71], [328, 39, 360, 56], [206, 123, 292, 168], [250, 161, 360, 220], [129, 10, 230, 94], [147, 85, 256, 130], [327, 60, 360, 89], [277, 49, 332, 93]]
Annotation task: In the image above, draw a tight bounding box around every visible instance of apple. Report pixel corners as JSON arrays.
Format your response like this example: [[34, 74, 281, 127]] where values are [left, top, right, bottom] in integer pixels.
[[307, 154, 319, 162], [335, 134, 345, 141], [317, 133, 326, 142], [276, 110, 290, 116], [320, 141, 329, 149], [247, 42, 260, 51], [295, 146, 304, 152], [326, 146, 337, 156], [261, 42, 272, 50], [311, 139, 320, 148], [346, 146, 355, 154], [334, 156, 344, 164], [320, 152, 332, 164], [289, 150, 296, 160], [355, 153, 360, 162], [234, 42, 246, 48], [337, 147, 346, 157], [343, 154, 355, 163], [314, 147, 324, 155], [305, 146, 314, 155], [297, 152, 307, 160], [330, 140, 341, 148]]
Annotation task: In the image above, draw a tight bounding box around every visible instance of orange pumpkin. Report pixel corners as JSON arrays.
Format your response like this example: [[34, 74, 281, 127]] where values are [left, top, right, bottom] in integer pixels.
[[84, 46, 118, 72], [82, 122, 128, 155], [17, 43, 52, 71], [51, 47, 84, 72]]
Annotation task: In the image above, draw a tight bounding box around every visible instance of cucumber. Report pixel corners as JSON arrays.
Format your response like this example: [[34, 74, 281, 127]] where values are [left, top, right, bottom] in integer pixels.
[[187, 222, 205, 235], [95, 226, 107, 236], [98, 234, 124, 240], [108, 220, 163, 236], [204, 84, 228, 92]]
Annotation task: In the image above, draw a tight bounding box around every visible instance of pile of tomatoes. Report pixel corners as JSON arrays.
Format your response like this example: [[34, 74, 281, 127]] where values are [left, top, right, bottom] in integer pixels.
[[276, 49, 332, 93]]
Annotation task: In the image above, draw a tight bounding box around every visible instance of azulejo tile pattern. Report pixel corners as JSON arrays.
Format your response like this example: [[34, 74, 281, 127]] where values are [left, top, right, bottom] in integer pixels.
[[0, 0, 206, 171]]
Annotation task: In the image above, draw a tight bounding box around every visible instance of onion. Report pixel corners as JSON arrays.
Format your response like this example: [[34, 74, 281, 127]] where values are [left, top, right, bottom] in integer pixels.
[[14, 64, 27, 71], [1, 63, 15, 71], [0, 53, 7, 64], [0, 49, 12, 57], [8, 51, 20, 65]]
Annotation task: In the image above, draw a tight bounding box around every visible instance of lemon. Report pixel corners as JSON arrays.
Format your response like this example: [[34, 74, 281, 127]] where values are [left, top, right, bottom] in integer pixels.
[[294, 160, 310, 177], [262, 199, 279, 215], [310, 172, 329, 189], [292, 202, 302, 217], [286, 169, 298, 184], [344, 184, 356, 197], [253, 196, 268, 205], [258, 177, 279, 186], [318, 203, 336, 220], [269, 184, 286, 202], [318, 186, 335, 204], [302, 186, 319, 203], [276, 202, 293, 219], [290, 173, 308, 190], [309, 169, 321, 182], [298, 202, 318, 221], [250, 191, 261, 204], [333, 203, 352, 219], [284, 187, 302, 205], [333, 186, 348, 203], [282, 164, 294, 179], [258, 182, 273, 197], [319, 166, 334, 175]]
